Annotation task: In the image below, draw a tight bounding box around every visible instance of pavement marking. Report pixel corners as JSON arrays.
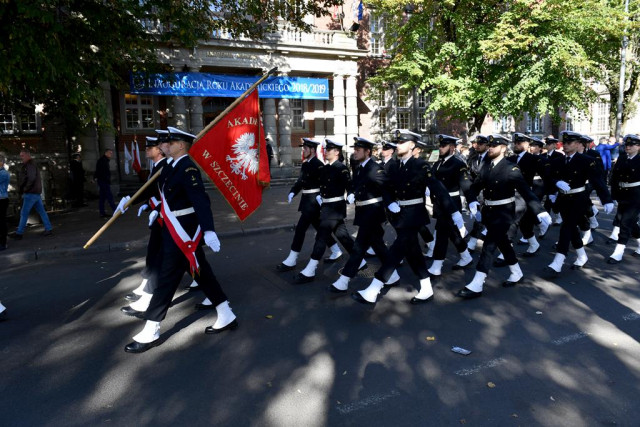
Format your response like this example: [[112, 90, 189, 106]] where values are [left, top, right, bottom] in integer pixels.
[[622, 312, 640, 321], [552, 331, 590, 346], [336, 390, 400, 415], [454, 357, 507, 377]]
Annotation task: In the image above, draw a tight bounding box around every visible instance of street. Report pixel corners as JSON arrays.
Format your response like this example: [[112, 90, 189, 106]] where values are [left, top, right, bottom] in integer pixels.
[[1, 218, 639, 426]]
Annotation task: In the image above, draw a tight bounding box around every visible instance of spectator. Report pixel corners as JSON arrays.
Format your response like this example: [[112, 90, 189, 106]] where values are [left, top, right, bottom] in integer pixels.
[[265, 137, 274, 177], [69, 153, 87, 208], [9, 149, 53, 239], [0, 154, 9, 250], [596, 136, 620, 176], [94, 148, 116, 218]]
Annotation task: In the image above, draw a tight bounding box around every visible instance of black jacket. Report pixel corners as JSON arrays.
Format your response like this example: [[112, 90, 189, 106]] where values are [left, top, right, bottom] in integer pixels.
[[289, 156, 324, 217], [318, 160, 353, 221], [94, 156, 111, 183], [352, 158, 393, 227]]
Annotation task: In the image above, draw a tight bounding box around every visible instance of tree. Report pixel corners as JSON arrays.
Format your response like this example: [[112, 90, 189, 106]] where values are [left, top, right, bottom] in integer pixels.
[[0, 0, 341, 135], [366, 0, 637, 135]]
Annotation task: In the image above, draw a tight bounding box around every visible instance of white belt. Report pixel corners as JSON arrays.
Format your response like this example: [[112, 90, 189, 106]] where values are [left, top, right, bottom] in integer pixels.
[[173, 207, 195, 217], [322, 196, 345, 203], [356, 197, 383, 207], [620, 181, 640, 188], [560, 186, 586, 195], [302, 188, 320, 194], [484, 197, 516, 206], [533, 176, 543, 180], [448, 191, 460, 197], [398, 198, 424, 206]]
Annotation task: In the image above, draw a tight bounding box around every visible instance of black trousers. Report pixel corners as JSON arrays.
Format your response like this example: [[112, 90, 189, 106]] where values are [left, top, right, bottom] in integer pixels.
[[342, 222, 389, 278], [469, 219, 485, 239], [0, 198, 7, 247], [375, 226, 428, 283], [519, 208, 538, 239], [145, 230, 227, 322], [616, 201, 640, 245], [419, 224, 434, 245], [310, 218, 354, 260], [476, 221, 518, 274], [291, 213, 336, 252], [433, 216, 467, 259], [556, 202, 585, 255]]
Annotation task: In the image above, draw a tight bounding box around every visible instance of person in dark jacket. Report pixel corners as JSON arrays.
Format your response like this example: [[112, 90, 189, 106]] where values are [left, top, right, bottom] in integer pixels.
[[94, 148, 116, 218], [10, 149, 53, 239]]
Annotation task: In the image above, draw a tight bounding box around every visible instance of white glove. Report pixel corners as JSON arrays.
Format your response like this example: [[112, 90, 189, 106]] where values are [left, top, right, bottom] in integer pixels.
[[137, 204, 149, 217], [468, 201, 479, 216], [347, 193, 355, 204], [549, 194, 557, 203], [474, 212, 482, 223], [148, 210, 159, 227], [114, 195, 131, 216], [603, 203, 614, 214], [316, 195, 323, 206], [459, 225, 467, 238], [537, 212, 552, 227], [204, 230, 221, 252], [387, 202, 401, 213], [451, 211, 464, 229], [556, 180, 571, 192], [287, 192, 294, 204], [425, 187, 431, 197]]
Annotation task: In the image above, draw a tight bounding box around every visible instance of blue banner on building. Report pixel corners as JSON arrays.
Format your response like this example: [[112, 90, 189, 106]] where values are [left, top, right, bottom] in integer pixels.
[[129, 72, 329, 100]]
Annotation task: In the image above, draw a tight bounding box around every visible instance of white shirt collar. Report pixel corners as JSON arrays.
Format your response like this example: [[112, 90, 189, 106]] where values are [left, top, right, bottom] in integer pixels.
[[628, 154, 636, 160], [517, 151, 526, 162], [360, 158, 371, 168], [442, 154, 454, 164], [171, 154, 189, 167]]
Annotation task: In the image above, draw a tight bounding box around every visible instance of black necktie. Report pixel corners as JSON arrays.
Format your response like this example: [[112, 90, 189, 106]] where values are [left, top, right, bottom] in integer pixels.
[[566, 156, 571, 164], [489, 162, 494, 172]]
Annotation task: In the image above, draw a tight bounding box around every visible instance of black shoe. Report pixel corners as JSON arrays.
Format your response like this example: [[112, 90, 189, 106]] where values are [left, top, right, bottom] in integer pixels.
[[451, 263, 472, 271], [195, 302, 215, 310], [9, 233, 22, 240], [571, 264, 585, 270], [521, 247, 540, 258], [358, 262, 368, 272], [0, 245, 7, 251], [502, 278, 522, 287], [364, 252, 376, 259], [124, 293, 141, 302], [41, 230, 53, 237], [324, 254, 342, 264], [410, 295, 434, 305], [455, 288, 482, 299], [607, 257, 621, 264], [294, 273, 315, 284], [633, 252, 640, 258], [516, 239, 528, 246], [350, 292, 376, 305], [0, 310, 7, 321], [184, 285, 199, 291], [205, 319, 238, 334], [328, 284, 348, 294], [124, 340, 159, 353], [552, 243, 558, 250], [120, 306, 145, 319], [493, 259, 508, 268], [606, 238, 616, 245], [276, 263, 296, 272], [545, 266, 561, 276]]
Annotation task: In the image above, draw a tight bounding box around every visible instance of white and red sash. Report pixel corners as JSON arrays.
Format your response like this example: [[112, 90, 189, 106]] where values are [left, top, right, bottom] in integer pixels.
[[149, 197, 164, 226], [160, 191, 202, 275]]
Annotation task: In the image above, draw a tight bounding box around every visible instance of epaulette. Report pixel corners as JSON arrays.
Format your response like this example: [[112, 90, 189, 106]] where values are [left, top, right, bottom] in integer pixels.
[[185, 167, 199, 173]]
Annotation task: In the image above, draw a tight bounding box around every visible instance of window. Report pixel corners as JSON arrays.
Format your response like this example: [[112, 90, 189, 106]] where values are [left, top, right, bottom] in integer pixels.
[[0, 106, 40, 134], [291, 99, 305, 129], [417, 92, 428, 109], [597, 100, 609, 132], [379, 110, 387, 131], [418, 114, 428, 131], [397, 111, 410, 129], [397, 88, 410, 108], [378, 89, 387, 108], [124, 93, 155, 130], [370, 13, 385, 56], [494, 115, 510, 133], [526, 113, 543, 133], [565, 113, 573, 131]]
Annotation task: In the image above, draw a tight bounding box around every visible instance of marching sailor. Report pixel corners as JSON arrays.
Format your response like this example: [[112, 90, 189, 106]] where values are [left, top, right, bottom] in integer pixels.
[[465, 135, 490, 251], [294, 139, 356, 283], [608, 134, 640, 263], [427, 134, 473, 276], [545, 131, 613, 275], [124, 127, 236, 353], [352, 129, 458, 306], [543, 136, 565, 225], [456, 134, 552, 299], [277, 138, 341, 272]]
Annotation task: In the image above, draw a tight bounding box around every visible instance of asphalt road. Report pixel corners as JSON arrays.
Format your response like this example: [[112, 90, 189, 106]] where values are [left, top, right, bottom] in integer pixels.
[[1, 219, 639, 426]]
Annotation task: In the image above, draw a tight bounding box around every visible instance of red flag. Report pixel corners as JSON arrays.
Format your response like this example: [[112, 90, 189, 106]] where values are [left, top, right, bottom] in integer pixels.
[[189, 90, 270, 221], [131, 141, 142, 174]]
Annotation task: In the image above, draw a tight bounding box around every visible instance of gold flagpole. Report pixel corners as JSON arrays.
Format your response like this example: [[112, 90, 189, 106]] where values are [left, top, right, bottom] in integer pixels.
[[83, 67, 278, 249]]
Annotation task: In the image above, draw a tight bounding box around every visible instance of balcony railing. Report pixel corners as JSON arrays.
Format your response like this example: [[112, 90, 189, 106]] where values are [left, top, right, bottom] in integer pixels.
[[212, 25, 337, 46]]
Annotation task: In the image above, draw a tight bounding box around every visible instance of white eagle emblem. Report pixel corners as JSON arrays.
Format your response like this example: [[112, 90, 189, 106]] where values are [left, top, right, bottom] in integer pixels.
[[226, 132, 259, 180]]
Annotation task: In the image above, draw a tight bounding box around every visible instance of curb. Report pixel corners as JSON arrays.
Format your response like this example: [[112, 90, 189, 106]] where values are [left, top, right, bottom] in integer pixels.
[[3, 223, 296, 265]]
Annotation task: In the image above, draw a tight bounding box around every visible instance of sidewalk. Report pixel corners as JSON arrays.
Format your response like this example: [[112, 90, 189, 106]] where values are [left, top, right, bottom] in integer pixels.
[[1, 185, 299, 264]]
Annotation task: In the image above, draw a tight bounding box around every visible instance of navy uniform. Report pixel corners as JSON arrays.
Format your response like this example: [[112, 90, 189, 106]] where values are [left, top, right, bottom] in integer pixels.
[[277, 139, 339, 272], [329, 137, 395, 292], [576, 134, 606, 245], [125, 127, 235, 353], [466, 135, 490, 250], [294, 139, 355, 283], [456, 134, 550, 299], [379, 141, 397, 172], [546, 131, 613, 274], [353, 130, 458, 305], [428, 134, 474, 276], [608, 134, 640, 262], [542, 136, 565, 224]]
